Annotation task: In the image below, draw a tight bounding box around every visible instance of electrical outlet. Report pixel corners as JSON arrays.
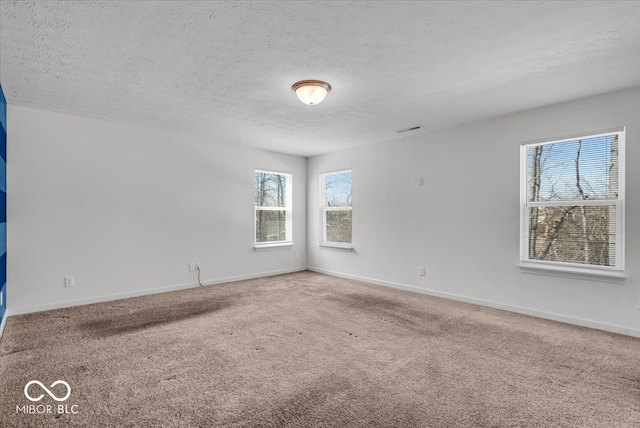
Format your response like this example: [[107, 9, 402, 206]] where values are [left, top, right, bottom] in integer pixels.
[[195, 263, 200, 271], [188, 263, 195, 272], [64, 276, 74, 287], [418, 267, 425, 276], [637, 296, 640, 311]]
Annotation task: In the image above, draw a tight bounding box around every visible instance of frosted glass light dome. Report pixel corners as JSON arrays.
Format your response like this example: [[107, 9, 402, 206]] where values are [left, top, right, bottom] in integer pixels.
[[292, 80, 331, 105]]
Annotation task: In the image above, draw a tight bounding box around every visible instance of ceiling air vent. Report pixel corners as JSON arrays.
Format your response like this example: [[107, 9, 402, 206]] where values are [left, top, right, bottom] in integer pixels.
[[394, 125, 424, 133]]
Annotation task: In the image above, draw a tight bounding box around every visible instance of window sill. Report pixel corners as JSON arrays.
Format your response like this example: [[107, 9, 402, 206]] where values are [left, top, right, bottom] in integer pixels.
[[518, 262, 626, 283], [319, 242, 353, 251], [254, 242, 293, 251]]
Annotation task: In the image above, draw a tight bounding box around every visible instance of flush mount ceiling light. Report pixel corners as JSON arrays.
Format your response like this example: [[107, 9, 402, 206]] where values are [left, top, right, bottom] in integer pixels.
[[292, 80, 331, 105]]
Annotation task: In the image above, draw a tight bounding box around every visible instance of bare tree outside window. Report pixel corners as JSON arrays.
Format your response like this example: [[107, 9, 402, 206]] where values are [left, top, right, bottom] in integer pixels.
[[255, 171, 291, 244], [523, 131, 623, 270], [321, 170, 352, 244]]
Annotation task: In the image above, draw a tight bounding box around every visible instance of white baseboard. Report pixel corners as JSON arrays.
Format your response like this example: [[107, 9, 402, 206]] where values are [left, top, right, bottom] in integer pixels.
[[201, 267, 306, 287], [7, 267, 306, 316], [308, 267, 640, 339], [6, 265, 639, 339]]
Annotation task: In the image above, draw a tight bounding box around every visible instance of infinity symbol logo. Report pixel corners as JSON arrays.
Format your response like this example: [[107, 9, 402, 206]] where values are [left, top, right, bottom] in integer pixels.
[[24, 380, 71, 402]]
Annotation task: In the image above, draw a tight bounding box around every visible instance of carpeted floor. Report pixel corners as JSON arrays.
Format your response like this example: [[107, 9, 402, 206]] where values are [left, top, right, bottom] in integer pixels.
[[1, 271, 639, 427]]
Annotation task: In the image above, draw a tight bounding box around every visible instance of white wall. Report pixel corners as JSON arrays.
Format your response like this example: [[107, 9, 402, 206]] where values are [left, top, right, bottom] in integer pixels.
[[7, 87, 640, 336], [307, 86, 640, 336], [8, 106, 307, 314]]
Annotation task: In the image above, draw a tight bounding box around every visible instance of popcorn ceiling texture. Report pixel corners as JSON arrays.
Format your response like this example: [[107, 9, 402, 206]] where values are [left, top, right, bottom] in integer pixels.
[[1, 1, 640, 156]]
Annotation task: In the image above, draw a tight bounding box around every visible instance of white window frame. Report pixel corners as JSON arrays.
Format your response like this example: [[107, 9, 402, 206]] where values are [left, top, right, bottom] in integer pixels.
[[519, 127, 625, 280], [320, 169, 353, 250], [254, 170, 292, 249]]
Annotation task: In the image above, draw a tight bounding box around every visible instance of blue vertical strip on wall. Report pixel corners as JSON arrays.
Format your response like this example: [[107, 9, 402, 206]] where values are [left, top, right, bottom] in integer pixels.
[[0, 84, 6, 323]]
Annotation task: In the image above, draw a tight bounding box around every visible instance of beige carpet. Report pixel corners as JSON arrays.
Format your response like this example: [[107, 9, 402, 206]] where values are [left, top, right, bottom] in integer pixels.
[[1, 271, 639, 427]]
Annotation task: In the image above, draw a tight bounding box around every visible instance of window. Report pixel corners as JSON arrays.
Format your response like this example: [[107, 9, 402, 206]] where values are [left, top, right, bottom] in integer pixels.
[[255, 170, 292, 246], [520, 128, 625, 277], [320, 170, 352, 247]]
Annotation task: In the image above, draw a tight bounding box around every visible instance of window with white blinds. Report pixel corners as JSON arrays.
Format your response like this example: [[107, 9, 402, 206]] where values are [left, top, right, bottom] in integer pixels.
[[320, 170, 352, 246], [520, 128, 625, 276], [255, 170, 292, 246]]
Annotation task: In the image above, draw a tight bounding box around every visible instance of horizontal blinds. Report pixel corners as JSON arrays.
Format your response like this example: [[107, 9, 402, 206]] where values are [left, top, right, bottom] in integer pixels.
[[324, 171, 352, 207], [527, 133, 618, 202], [528, 205, 616, 267], [255, 171, 288, 207]]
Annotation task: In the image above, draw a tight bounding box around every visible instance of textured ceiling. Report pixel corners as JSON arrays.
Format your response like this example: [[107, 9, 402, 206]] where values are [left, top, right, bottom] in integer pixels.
[[2, 1, 640, 157]]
